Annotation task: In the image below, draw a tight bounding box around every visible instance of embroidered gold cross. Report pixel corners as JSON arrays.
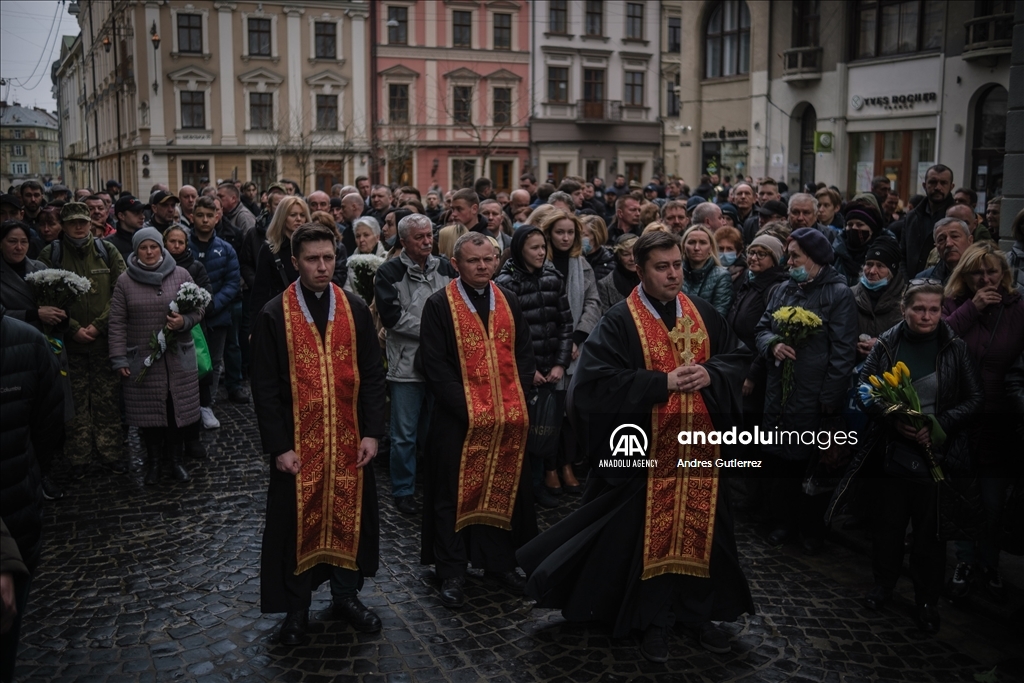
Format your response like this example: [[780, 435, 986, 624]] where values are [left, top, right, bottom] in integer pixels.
[[667, 315, 707, 365]]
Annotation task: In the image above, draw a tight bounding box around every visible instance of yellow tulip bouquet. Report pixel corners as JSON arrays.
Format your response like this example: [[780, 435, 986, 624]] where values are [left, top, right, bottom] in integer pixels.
[[769, 306, 823, 408], [860, 361, 947, 482]]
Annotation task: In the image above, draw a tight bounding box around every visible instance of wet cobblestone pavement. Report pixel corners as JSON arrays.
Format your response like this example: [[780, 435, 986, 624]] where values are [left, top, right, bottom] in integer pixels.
[[15, 398, 1024, 682]]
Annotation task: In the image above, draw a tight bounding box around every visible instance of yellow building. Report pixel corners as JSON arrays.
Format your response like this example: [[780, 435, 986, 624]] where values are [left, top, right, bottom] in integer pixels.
[[0, 102, 61, 191]]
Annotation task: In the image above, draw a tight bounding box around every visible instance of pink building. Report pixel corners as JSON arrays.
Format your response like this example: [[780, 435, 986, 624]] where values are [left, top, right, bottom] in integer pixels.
[[372, 1, 530, 195]]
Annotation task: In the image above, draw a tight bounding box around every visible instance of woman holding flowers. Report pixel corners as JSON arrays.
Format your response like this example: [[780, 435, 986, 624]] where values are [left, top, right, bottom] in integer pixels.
[[109, 227, 206, 486], [755, 227, 857, 554], [942, 243, 1024, 599], [1, 220, 65, 331], [826, 280, 982, 634]]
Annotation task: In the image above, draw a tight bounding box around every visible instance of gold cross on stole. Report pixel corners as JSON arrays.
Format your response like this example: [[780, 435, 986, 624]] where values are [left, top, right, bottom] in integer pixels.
[[667, 315, 707, 365]]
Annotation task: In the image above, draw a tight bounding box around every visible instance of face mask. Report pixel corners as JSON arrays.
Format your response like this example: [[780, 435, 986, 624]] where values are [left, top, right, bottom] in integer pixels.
[[582, 236, 593, 254], [859, 274, 889, 290], [845, 230, 870, 249], [719, 252, 737, 266], [790, 266, 809, 282], [513, 221, 524, 231]]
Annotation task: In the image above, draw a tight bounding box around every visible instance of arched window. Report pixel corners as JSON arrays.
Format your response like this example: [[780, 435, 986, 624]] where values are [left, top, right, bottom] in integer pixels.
[[972, 85, 1007, 202], [705, 1, 751, 79], [800, 105, 817, 190]]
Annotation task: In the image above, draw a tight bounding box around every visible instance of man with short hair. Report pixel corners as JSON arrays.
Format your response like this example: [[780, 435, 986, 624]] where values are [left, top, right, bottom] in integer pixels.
[[39, 203, 127, 478], [416, 231, 536, 608], [661, 200, 690, 235], [732, 183, 755, 225], [241, 182, 260, 215], [84, 194, 112, 237], [108, 195, 147, 258], [479, 199, 512, 250], [506, 189, 531, 222], [947, 203, 992, 243], [145, 190, 180, 231], [450, 188, 489, 234], [279, 179, 300, 196], [953, 187, 977, 210], [251, 222, 386, 647], [18, 181, 46, 229], [365, 185, 392, 223], [608, 196, 641, 241], [757, 178, 780, 206], [519, 173, 538, 202], [558, 180, 584, 211], [178, 185, 198, 229], [895, 164, 956, 276], [870, 176, 891, 210], [474, 177, 494, 202], [374, 215, 457, 516], [548, 191, 575, 214], [692, 202, 725, 233], [215, 183, 254, 394], [338, 185, 359, 199], [917, 217, 973, 284], [355, 175, 371, 203], [338, 193, 364, 256], [217, 182, 257, 235], [330, 183, 345, 198], [788, 193, 837, 239], [307, 190, 331, 214], [425, 191, 443, 224]]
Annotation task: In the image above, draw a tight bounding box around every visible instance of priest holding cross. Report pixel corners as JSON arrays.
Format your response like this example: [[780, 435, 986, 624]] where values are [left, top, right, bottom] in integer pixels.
[[518, 230, 754, 664]]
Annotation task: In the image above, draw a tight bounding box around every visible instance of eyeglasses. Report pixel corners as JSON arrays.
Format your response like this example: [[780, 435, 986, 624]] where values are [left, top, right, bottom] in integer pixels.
[[906, 278, 942, 287], [746, 249, 771, 260]]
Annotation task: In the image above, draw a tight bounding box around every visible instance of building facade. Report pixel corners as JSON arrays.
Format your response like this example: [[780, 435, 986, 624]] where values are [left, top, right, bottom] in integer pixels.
[[530, 0, 661, 186], [372, 0, 531, 194], [0, 102, 61, 191], [53, 0, 371, 197], [665, 0, 1011, 208]]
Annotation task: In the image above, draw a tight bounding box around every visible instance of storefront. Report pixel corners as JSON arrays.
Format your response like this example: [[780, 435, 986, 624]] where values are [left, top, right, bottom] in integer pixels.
[[701, 127, 749, 181]]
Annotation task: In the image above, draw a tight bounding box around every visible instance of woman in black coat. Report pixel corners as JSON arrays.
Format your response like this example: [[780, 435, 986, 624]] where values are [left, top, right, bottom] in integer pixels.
[[495, 226, 573, 506], [826, 281, 983, 635]]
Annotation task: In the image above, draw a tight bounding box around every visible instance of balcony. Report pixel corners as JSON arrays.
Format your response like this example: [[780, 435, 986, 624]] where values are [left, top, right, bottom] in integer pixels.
[[963, 13, 1013, 61], [782, 46, 822, 83], [576, 99, 621, 122]]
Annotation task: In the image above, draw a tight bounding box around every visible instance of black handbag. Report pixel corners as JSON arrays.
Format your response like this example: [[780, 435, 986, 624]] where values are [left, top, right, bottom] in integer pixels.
[[526, 385, 560, 457], [883, 439, 933, 483]]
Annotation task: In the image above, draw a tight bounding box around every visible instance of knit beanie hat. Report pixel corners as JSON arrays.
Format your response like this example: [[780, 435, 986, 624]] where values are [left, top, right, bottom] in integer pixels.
[[132, 226, 164, 252], [749, 233, 785, 265], [845, 204, 883, 235], [864, 237, 901, 273], [789, 227, 835, 265]]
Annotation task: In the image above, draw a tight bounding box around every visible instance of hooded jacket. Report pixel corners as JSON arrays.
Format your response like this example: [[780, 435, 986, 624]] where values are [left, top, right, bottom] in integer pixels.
[[682, 260, 734, 316]]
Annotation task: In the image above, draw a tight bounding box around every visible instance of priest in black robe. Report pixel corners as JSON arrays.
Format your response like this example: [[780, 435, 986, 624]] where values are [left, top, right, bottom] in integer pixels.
[[517, 230, 754, 663], [251, 223, 386, 646], [415, 231, 537, 608]]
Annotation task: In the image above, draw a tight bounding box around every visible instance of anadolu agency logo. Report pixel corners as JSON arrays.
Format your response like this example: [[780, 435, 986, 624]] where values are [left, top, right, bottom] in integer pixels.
[[599, 424, 658, 469]]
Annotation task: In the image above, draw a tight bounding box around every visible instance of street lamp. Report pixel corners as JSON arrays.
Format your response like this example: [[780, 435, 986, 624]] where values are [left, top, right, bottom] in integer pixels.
[[150, 22, 160, 94]]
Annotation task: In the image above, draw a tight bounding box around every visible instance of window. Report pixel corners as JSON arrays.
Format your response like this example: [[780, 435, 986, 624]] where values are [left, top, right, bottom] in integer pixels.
[[389, 84, 409, 123], [316, 94, 338, 131], [494, 13, 511, 49], [12, 130, 22, 139], [248, 18, 271, 56], [491, 160, 513, 193], [453, 11, 472, 47], [585, 1, 603, 36], [705, 1, 751, 79], [177, 14, 202, 54], [251, 159, 276, 191], [624, 72, 645, 106], [11, 162, 29, 175], [547, 163, 568, 185], [250, 93, 273, 130], [854, 1, 944, 59], [582, 69, 605, 118], [626, 3, 644, 40], [549, 0, 567, 34], [452, 159, 477, 189], [668, 17, 681, 52], [12, 145, 24, 157], [314, 22, 337, 59], [387, 6, 408, 44], [667, 76, 680, 116], [181, 160, 209, 189], [793, 1, 820, 47], [453, 86, 472, 123], [548, 67, 568, 103], [181, 91, 205, 129], [625, 163, 645, 185], [493, 88, 512, 125], [585, 160, 601, 182]]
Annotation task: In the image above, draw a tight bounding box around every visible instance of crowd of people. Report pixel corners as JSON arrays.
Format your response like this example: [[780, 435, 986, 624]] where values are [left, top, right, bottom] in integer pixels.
[[1, 164, 1023, 671]]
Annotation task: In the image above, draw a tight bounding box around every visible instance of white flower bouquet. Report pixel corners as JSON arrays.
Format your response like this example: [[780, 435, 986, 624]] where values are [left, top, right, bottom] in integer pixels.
[[347, 253, 385, 302], [25, 268, 93, 309], [137, 281, 212, 382]]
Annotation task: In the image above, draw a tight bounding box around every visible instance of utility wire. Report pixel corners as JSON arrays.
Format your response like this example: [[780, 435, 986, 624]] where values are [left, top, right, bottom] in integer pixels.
[[5, 1, 62, 91]]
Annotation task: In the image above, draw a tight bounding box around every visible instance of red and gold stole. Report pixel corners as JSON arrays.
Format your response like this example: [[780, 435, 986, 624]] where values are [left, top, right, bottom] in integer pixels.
[[445, 280, 529, 532], [282, 282, 363, 574], [626, 288, 719, 579]]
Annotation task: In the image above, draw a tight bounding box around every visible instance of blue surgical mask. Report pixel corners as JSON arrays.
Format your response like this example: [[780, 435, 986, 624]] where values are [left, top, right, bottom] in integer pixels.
[[719, 252, 737, 266], [513, 221, 525, 231], [859, 274, 889, 290], [582, 236, 593, 254], [790, 266, 809, 282]]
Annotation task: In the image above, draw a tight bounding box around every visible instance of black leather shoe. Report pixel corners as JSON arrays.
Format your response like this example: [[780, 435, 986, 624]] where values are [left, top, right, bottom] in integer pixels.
[[534, 487, 559, 508], [864, 586, 892, 611], [332, 596, 381, 633], [229, 387, 252, 404], [394, 495, 419, 515], [767, 527, 792, 546], [485, 569, 526, 595], [917, 603, 940, 634], [696, 622, 731, 654], [279, 609, 308, 646], [439, 576, 466, 608], [640, 625, 670, 663]]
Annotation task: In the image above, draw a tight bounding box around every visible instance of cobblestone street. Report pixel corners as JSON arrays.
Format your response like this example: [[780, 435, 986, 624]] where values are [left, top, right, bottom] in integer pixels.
[[14, 399, 1024, 683]]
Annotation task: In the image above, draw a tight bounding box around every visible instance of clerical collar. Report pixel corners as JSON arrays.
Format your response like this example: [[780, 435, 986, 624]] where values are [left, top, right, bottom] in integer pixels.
[[455, 278, 492, 313], [637, 286, 680, 319], [297, 282, 334, 323]]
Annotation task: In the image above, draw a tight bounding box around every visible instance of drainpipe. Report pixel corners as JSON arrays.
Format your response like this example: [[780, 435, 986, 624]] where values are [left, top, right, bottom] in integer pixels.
[[369, 1, 379, 184], [87, 0, 101, 188]]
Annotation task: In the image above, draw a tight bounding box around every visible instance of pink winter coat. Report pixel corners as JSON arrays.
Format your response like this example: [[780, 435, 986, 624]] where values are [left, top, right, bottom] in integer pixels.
[[108, 257, 204, 428]]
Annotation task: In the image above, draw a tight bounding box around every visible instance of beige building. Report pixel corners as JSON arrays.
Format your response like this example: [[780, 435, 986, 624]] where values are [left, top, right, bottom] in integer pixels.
[[0, 102, 61, 190], [53, 0, 371, 196]]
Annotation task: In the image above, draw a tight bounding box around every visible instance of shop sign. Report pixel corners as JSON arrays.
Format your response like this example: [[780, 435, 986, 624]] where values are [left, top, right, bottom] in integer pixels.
[[702, 127, 748, 140], [850, 92, 937, 112]]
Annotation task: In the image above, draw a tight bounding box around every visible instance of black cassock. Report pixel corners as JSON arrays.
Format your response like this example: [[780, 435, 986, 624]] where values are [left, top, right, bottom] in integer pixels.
[[517, 291, 755, 637], [250, 284, 386, 613], [415, 283, 537, 579]]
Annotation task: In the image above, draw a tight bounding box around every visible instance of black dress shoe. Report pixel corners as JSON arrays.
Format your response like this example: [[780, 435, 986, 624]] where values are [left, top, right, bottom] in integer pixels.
[[484, 569, 526, 595], [332, 596, 381, 633], [279, 609, 308, 646], [767, 527, 792, 546], [640, 625, 670, 663], [561, 482, 583, 495], [917, 603, 940, 634], [440, 576, 466, 608], [864, 586, 892, 611], [394, 495, 419, 515]]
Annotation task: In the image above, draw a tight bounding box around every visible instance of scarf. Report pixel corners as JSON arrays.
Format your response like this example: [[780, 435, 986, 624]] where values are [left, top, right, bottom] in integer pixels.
[[127, 248, 176, 286]]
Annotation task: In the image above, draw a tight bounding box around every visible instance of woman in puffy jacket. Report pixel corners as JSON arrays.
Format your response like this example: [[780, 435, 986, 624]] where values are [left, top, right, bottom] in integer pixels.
[[681, 224, 734, 315], [580, 215, 615, 281], [496, 225, 573, 507]]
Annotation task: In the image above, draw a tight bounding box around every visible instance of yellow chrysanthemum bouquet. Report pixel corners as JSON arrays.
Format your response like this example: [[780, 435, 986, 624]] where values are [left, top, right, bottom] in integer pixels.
[[860, 361, 947, 482], [769, 306, 823, 408]]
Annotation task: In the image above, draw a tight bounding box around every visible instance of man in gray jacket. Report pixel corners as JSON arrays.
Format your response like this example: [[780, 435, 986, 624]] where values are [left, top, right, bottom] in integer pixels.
[[374, 214, 457, 515]]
